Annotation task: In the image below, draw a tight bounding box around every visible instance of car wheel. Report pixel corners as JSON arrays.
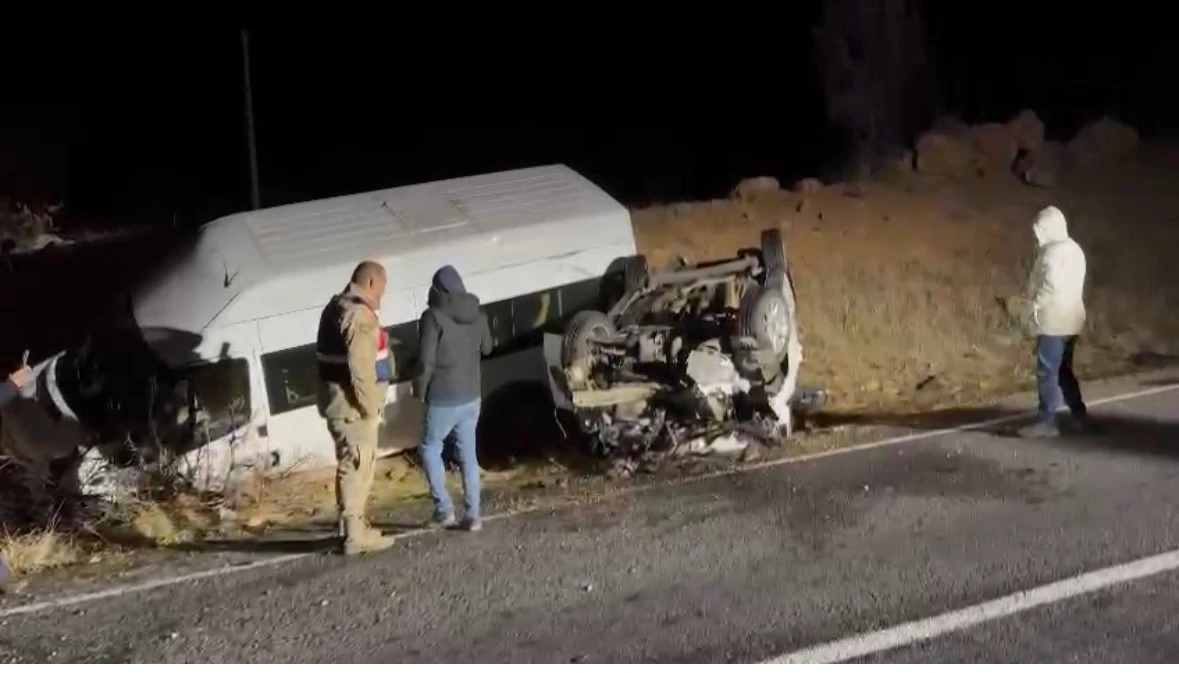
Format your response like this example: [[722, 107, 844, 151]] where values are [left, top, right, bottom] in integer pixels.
[[622, 254, 649, 294], [738, 286, 792, 359], [598, 255, 648, 312], [561, 310, 617, 369], [759, 228, 787, 288]]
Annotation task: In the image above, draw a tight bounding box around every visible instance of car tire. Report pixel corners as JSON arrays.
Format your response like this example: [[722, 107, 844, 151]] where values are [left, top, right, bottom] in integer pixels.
[[598, 255, 648, 312], [622, 254, 649, 294], [759, 228, 799, 308], [759, 228, 787, 288], [737, 286, 792, 359], [561, 310, 617, 368]]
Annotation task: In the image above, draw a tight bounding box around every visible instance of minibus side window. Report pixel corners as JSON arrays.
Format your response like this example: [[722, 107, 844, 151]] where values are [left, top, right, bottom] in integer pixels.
[[557, 277, 600, 321], [479, 277, 603, 357], [386, 322, 420, 381], [181, 357, 252, 445], [262, 323, 420, 416], [257, 277, 608, 414], [483, 298, 515, 355], [261, 345, 317, 416], [511, 288, 560, 350]]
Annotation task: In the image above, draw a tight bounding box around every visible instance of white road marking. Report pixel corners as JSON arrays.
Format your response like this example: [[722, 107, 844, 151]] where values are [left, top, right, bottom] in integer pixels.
[[3, 379, 1178, 620], [0, 553, 310, 619], [724, 380, 1179, 479], [764, 547, 1179, 663]]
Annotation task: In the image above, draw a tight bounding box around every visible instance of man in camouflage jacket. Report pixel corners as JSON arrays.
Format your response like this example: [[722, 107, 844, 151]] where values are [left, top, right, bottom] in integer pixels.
[[316, 261, 395, 555]]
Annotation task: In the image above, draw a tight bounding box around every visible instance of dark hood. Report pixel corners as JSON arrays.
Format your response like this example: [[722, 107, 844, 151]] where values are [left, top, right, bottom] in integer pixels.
[[427, 265, 481, 324]]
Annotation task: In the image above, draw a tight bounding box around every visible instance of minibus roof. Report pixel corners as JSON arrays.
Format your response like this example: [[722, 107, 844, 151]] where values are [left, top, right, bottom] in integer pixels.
[[131, 164, 634, 336]]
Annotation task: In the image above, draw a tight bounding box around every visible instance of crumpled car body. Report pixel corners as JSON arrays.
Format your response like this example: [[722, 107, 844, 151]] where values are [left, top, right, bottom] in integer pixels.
[[543, 228, 806, 476]]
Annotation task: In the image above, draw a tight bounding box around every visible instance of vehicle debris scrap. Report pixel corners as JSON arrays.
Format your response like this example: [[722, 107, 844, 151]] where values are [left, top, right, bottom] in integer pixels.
[[544, 228, 814, 477]]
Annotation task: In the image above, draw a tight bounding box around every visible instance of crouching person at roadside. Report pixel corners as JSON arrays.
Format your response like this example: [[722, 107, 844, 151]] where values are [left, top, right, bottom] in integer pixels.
[[414, 265, 493, 531]]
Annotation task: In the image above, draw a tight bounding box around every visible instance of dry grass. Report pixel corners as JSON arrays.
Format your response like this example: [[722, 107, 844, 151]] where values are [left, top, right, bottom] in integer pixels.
[[212, 453, 571, 532], [1, 527, 82, 576], [117, 495, 219, 546], [0, 448, 567, 572], [634, 154, 1179, 413]]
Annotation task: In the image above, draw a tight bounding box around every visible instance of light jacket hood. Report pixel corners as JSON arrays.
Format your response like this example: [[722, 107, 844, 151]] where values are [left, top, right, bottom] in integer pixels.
[[1033, 206, 1069, 247], [1026, 205, 1087, 336]]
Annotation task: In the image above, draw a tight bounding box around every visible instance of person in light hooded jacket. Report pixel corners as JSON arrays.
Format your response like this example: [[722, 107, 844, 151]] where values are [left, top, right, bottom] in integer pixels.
[[1019, 205, 1089, 438], [414, 265, 493, 530]]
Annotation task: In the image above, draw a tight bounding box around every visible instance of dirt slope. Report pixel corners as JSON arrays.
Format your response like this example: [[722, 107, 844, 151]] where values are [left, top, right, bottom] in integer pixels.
[[635, 144, 1179, 414]]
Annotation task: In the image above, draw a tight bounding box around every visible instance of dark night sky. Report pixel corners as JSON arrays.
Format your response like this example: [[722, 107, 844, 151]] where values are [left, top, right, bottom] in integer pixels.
[[2, 5, 1175, 229]]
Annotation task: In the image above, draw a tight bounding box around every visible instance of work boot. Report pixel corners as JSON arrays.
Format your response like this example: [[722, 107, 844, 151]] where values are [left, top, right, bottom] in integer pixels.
[[341, 518, 396, 556], [1017, 421, 1060, 439]]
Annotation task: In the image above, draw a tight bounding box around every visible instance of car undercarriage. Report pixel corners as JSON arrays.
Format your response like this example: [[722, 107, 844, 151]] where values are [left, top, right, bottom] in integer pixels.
[[543, 228, 810, 477]]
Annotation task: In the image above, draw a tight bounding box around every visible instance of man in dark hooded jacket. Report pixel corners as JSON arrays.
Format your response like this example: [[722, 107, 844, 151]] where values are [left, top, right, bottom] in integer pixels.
[[414, 265, 493, 530]]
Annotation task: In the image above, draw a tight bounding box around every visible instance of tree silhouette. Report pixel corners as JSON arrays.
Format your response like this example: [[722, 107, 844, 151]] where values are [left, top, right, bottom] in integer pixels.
[[813, 0, 939, 176]]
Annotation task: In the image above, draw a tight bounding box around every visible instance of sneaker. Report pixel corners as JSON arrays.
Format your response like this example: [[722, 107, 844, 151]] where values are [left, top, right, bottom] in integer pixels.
[[1018, 422, 1060, 439], [1065, 413, 1095, 433], [461, 517, 482, 532], [428, 512, 458, 529]]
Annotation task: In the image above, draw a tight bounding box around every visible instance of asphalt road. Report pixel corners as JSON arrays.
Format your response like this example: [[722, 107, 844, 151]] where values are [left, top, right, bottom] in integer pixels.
[[4, 376, 1179, 663]]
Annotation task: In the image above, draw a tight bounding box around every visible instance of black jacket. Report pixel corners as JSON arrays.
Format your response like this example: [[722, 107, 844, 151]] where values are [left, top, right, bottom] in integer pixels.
[[415, 265, 493, 405], [0, 379, 16, 409]]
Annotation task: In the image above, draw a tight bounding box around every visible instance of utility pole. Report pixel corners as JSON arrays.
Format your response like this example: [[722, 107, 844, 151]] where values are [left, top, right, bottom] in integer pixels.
[[241, 28, 261, 210]]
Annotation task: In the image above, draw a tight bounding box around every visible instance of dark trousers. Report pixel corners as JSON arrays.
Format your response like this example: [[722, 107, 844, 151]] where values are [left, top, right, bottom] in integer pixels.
[[1035, 335, 1087, 425]]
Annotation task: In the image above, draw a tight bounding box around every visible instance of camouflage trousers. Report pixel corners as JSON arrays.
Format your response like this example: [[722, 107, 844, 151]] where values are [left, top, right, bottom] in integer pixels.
[[325, 417, 380, 524]]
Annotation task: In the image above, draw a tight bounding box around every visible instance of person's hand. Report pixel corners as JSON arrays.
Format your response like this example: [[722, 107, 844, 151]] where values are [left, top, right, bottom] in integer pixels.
[[7, 365, 32, 388]]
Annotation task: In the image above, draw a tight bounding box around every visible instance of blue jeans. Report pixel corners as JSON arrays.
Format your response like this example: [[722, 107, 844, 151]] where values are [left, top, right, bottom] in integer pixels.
[[1035, 335, 1087, 425], [419, 400, 482, 520]]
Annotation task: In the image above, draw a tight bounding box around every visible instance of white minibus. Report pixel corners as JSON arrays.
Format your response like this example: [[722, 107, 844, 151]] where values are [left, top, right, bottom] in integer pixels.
[[3, 164, 638, 491]]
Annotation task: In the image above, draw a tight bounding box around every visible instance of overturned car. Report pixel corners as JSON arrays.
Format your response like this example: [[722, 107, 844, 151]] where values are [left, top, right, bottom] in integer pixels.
[[544, 228, 805, 475]]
